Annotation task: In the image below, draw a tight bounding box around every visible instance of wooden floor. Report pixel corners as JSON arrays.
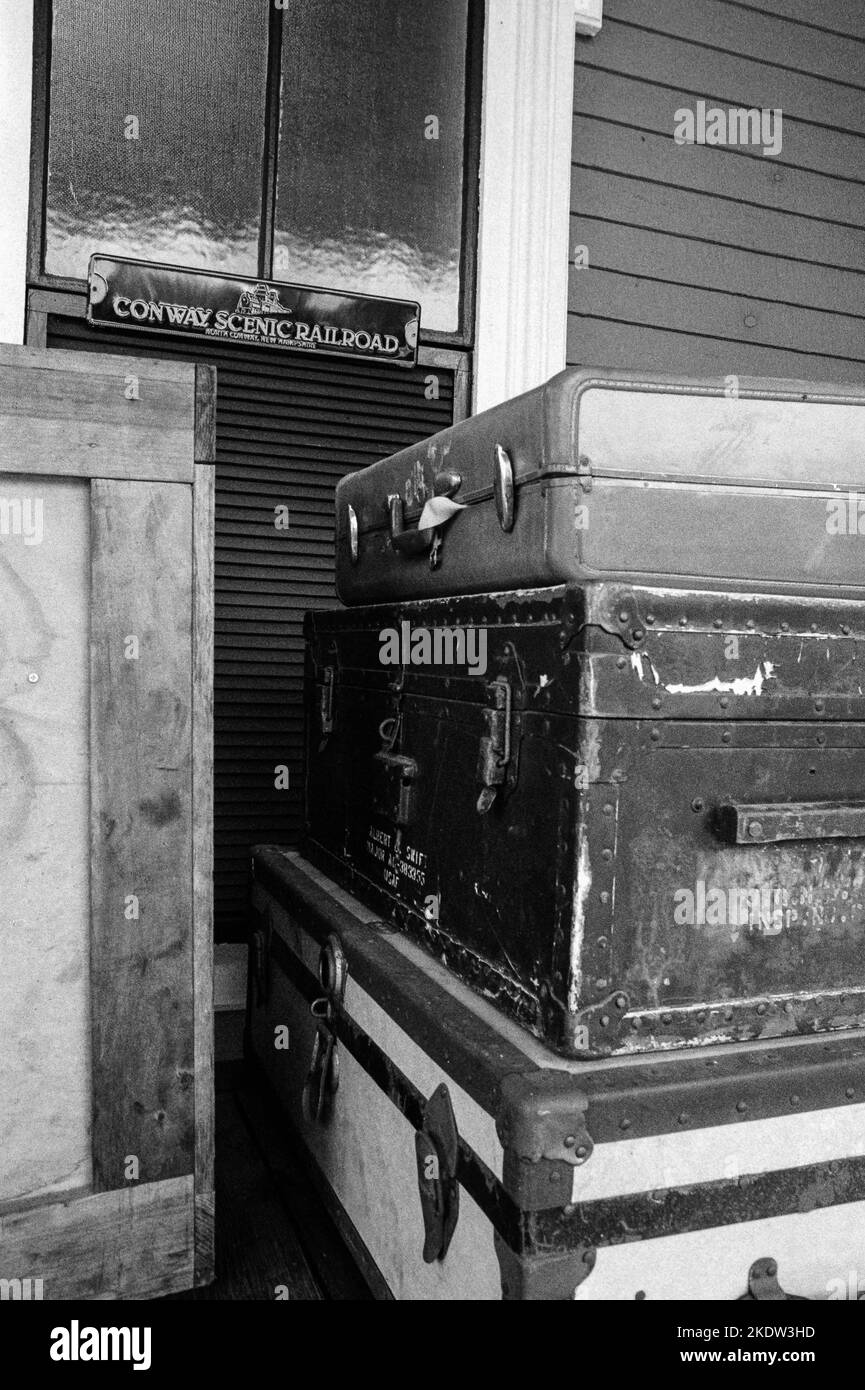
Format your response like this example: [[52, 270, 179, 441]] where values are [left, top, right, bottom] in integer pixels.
[[168, 1062, 373, 1301]]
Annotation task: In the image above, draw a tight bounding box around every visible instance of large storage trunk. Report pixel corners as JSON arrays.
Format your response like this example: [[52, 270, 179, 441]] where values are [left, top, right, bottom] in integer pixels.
[[304, 582, 865, 1057], [334, 368, 865, 606], [249, 848, 865, 1301], [0, 345, 214, 1299]]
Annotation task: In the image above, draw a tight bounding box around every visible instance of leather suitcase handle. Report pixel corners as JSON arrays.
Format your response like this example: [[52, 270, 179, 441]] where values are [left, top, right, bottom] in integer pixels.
[[724, 800, 865, 844], [387, 471, 464, 558], [387, 495, 434, 554], [386, 450, 515, 552]]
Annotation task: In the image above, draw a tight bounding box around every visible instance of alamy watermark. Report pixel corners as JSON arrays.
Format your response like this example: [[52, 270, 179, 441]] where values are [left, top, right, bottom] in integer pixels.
[[50, 1322, 151, 1370], [0, 496, 43, 546], [674, 101, 782, 157], [827, 1269, 865, 1301], [674, 880, 788, 936], [379, 621, 487, 676], [826, 493, 865, 535], [0, 1276, 44, 1300]]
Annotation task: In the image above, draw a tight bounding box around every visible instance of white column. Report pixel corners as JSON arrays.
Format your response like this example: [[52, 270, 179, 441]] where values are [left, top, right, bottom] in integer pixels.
[[473, 0, 601, 414], [0, 0, 34, 345]]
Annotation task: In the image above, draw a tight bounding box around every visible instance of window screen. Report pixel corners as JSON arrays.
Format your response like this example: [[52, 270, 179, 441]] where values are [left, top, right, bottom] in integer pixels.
[[274, 0, 470, 334], [45, 0, 269, 279]]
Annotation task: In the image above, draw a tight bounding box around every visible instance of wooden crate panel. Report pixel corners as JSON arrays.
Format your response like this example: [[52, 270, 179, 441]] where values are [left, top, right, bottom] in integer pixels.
[[0, 346, 215, 1296], [0, 1177, 194, 1300], [0, 346, 195, 483], [90, 479, 195, 1189], [0, 476, 91, 1204]]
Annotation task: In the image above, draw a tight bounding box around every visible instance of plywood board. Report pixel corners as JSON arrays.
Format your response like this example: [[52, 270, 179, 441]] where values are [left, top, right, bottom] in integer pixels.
[[0, 476, 91, 1204]]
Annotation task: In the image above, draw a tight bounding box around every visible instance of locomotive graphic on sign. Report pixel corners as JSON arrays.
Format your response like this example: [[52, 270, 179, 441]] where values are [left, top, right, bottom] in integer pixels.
[[235, 283, 290, 316]]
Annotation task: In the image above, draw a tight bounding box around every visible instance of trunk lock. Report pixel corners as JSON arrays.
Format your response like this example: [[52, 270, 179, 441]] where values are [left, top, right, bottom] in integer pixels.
[[476, 676, 513, 814], [374, 716, 420, 856]]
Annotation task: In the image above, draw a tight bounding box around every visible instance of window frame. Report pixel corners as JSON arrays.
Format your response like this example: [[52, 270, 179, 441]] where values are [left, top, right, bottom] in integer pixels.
[[26, 0, 483, 349]]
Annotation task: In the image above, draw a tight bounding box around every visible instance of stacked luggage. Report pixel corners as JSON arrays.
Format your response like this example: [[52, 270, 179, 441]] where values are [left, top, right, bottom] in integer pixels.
[[248, 368, 865, 1299]]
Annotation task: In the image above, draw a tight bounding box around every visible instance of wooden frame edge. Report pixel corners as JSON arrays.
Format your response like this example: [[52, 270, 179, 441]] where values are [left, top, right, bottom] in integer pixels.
[[0, 1176, 195, 1301], [194, 363, 217, 464], [192, 459, 216, 1286], [417, 344, 472, 423]]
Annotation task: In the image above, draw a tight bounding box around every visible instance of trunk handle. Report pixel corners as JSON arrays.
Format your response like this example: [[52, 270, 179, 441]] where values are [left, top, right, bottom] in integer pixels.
[[723, 799, 865, 844]]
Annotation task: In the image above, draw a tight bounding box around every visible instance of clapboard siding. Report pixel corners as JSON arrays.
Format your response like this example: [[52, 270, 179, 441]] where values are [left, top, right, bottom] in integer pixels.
[[567, 318, 863, 381], [570, 0, 865, 382], [575, 67, 865, 182], [573, 117, 864, 229], [579, 18, 865, 134], [730, 0, 865, 41], [570, 216, 860, 314], [607, 0, 864, 83], [570, 269, 865, 359], [571, 167, 865, 271], [46, 316, 457, 941]]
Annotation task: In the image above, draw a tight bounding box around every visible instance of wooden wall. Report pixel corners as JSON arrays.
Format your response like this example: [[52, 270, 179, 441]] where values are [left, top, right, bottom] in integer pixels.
[[569, 0, 865, 381]]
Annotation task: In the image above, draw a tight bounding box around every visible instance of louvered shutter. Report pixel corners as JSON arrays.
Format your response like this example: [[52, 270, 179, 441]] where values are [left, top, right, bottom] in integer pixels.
[[47, 316, 461, 940]]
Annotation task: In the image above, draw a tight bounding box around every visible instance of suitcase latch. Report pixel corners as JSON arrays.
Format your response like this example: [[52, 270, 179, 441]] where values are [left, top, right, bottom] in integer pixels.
[[250, 907, 272, 1007], [387, 471, 465, 570], [320, 665, 335, 734], [476, 676, 513, 814], [303, 934, 348, 1125], [415, 1083, 460, 1263]]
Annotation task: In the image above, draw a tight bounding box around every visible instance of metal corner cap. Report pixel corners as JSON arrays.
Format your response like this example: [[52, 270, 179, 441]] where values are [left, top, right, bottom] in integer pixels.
[[496, 1070, 593, 1166]]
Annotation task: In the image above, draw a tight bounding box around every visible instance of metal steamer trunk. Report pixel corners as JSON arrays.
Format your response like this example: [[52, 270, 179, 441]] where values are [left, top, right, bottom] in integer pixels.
[[248, 849, 865, 1302], [280, 367, 865, 1298], [304, 582, 865, 1058]]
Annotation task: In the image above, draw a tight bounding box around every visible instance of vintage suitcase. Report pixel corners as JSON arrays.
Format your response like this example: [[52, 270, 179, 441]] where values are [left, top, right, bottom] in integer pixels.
[[248, 848, 865, 1301], [304, 582, 865, 1057], [334, 368, 865, 606]]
